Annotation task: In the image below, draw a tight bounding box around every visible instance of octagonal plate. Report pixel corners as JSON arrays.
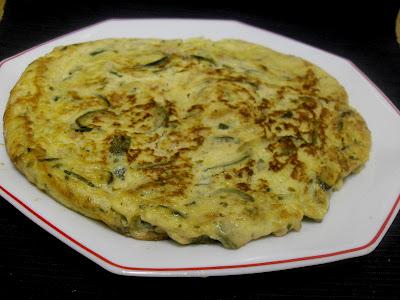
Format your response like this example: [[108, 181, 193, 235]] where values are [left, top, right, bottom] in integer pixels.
[[1, 19, 400, 277]]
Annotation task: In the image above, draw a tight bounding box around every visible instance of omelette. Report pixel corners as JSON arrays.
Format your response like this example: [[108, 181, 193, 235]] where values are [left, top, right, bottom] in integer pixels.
[[3, 38, 371, 248]]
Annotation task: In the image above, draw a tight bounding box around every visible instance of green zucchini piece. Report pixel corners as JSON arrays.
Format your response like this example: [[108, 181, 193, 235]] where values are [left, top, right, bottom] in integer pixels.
[[218, 123, 229, 130], [109, 135, 131, 156], [135, 218, 155, 230], [218, 236, 238, 249], [191, 235, 214, 244], [282, 111, 293, 118], [337, 110, 353, 131], [75, 109, 108, 131], [96, 94, 111, 107], [89, 49, 106, 56], [204, 154, 250, 171], [213, 136, 237, 143], [317, 177, 331, 191], [152, 104, 168, 131], [216, 222, 239, 249], [38, 158, 60, 162], [191, 55, 216, 65], [142, 56, 169, 67], [158, 205, 186, 218], [64, 170, 95, 187], [107, 171, 114, 184], [109, 70, 123, 78], [311, 129, 318, 145], [216, 188, 255, 202], [75, 127, 93, 132]]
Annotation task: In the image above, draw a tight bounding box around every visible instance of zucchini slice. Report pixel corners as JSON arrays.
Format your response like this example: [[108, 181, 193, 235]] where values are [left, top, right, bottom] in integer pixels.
[[75, 109, 109, 132], [204, 154, 250, 171]]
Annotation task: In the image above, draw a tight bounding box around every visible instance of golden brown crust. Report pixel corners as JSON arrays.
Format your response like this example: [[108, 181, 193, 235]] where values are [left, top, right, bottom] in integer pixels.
[[3, 38, 371, 248]]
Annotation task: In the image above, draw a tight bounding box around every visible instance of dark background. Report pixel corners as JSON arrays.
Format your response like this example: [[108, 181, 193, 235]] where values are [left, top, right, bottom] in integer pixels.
[[1, 1, 399, 299]]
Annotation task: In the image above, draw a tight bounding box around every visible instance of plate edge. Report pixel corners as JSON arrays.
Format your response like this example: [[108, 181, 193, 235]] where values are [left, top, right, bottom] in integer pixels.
[[1, 184, 399, 275]]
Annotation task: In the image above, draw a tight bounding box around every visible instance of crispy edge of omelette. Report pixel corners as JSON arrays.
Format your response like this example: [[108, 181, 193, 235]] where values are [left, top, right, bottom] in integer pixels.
[[3, 38, 371, 247]]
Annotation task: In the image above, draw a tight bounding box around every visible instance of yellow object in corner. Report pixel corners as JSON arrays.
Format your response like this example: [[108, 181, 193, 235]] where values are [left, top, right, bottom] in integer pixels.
[[0, 0, 5, 21]]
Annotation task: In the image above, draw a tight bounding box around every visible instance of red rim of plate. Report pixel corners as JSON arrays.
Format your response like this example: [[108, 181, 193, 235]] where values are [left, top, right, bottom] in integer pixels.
[[1, 19, 400, 273]]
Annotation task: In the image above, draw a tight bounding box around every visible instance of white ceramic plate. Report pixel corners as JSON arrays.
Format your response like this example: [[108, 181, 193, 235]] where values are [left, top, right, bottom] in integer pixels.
[[1, 19, 400, 277]]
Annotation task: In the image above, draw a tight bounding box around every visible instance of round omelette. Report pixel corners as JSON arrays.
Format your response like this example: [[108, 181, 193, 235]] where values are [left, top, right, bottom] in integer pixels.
[[3, 38, 371, 248]]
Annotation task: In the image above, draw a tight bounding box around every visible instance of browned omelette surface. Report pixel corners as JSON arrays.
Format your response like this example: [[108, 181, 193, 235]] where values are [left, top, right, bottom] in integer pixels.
[[3, 38, 371, 248]]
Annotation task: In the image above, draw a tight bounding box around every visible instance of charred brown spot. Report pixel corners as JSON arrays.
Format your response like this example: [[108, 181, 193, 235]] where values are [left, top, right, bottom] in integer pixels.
[[127, 148, 142, 162], [135, 100, 157, 110], [224, 174, 232, 180], [187, 104, 204, 113], [291, 160, 306, 181], [298, 69, 319, 91], [258, 98, 270, 110], [165, 100, 178, 117], [255, 117, 266, 124], [236, 182, 250, 191], [68, 90, 81, 100], [269, 159, 285, 172], [276, 88, 285, 100], [239, 107, 251, 117], [219, 98, 238, 109], [193, 136, 205, 146], [236, 164, 255, 178]]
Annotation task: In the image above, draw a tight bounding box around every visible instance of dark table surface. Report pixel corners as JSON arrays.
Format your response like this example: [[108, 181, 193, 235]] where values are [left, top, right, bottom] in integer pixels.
[[1, 1, 400, 299]]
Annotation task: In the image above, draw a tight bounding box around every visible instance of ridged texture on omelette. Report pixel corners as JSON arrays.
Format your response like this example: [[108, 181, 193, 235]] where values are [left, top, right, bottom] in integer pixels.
[[3, 38, 371, 248]]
